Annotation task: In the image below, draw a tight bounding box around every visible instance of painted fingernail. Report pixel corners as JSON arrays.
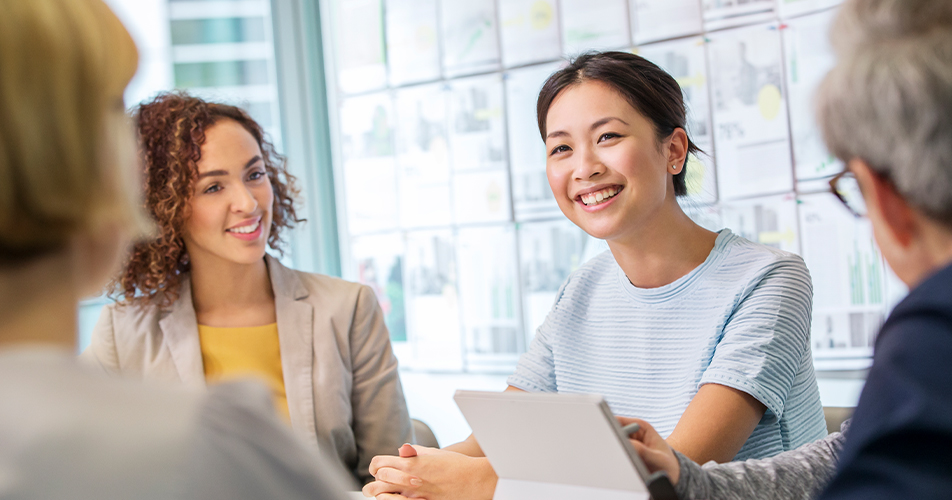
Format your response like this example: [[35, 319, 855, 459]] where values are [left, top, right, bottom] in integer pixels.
[[410, 478, 423, 486]]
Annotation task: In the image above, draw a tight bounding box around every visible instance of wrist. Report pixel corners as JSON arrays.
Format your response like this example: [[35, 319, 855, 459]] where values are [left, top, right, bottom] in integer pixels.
[[472, 457, 498, 499]]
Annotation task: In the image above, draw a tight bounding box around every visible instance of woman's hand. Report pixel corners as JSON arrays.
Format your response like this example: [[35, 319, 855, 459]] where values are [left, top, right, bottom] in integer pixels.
[[362, 444, 497, 500], [617, 417, 681, 485]]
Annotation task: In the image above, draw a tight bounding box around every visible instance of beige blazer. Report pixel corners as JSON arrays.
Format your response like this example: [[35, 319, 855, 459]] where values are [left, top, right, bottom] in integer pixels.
[[81, 255, 412, 484]]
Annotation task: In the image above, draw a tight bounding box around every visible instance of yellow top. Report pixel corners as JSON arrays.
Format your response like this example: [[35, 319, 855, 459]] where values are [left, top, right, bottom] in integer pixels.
[[197, 323, 290, 422]]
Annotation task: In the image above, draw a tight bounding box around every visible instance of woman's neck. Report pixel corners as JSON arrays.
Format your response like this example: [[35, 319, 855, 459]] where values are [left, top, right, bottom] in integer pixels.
[[0, 256, 78, 350], [607, 201, 718, 289], [188, 253, 276, 327]]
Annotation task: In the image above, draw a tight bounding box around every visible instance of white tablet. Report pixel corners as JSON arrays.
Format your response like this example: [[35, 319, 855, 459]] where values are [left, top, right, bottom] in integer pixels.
[[454, 390, 677, 500]]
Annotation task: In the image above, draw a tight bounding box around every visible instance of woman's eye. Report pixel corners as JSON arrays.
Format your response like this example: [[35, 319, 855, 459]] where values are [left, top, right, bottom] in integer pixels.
[[549, 144, 570, 156], [203, 184, 221, 194], [248, 170, 266, 181], [598, 133, 620, 143]]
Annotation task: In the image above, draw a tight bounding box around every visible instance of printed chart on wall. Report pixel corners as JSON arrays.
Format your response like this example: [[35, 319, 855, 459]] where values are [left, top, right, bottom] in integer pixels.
[[339, 93, 399, 235], [394, 83, 453, 228], [506, 62, 562, 221], [783, 9, 841, 180], [721, 193, 800, 254], [517, 220, 590, 342], [702, 0, 776, 30], [708, 23, 793, 201], [498, 0, 560, 68], [402, 230, 464, 370], [440, 0, 500, 77], [561, 0, 629, 55], [799, 193, 888, 369], [631, 0, 703, 45], [332, 0, 386, 94], [456, 225, 524, 371], [639, 36, 717, 204], [385, 0, 441, 86], [352, 233, 408, 343], [447, 73, 512, 224]]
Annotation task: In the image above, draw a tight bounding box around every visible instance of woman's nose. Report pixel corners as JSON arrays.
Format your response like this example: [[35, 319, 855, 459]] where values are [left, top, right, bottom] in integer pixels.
[[574, 145, 606, 180], [232, 184, 259, 213]]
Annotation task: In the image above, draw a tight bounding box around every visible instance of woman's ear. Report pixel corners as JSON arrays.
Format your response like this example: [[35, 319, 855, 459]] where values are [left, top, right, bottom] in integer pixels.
[[666, 128, 690, 174], [850, 158, 917, 248]]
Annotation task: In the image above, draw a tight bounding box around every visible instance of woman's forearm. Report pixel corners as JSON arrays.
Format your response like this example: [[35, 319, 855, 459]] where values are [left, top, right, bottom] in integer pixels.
[[674, 430, 846, 500]]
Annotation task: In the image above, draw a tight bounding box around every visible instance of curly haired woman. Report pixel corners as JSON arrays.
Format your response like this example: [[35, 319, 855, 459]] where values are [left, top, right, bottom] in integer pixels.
[[81, 92, 412, 485]]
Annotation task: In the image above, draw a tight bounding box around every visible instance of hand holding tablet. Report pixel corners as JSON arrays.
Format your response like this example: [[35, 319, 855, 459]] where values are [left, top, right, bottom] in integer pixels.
[[454, 390, 678, 500]]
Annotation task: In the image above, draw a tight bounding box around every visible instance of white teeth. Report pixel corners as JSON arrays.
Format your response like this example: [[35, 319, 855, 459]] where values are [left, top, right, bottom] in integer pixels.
[[580, 187, 620, 206], [229, 221, 259, 234]]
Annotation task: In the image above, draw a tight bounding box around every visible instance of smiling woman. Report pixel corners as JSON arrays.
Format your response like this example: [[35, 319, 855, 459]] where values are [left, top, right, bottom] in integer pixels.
[[80, 92, 413, 485], [363, 52, 827, 500]]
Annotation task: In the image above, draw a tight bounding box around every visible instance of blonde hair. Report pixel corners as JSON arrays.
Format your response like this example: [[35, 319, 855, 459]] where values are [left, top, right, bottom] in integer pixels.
[[0, 0, 149, 264]]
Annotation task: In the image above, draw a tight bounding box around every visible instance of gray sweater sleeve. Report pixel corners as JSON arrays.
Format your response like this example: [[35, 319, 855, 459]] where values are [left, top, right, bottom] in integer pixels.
[[674, 422, 849, 500], [182, 381, 357, 500]]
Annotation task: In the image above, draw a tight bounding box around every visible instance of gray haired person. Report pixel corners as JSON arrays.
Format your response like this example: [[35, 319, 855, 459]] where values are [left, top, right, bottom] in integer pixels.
[[624, 0, 952, 499]]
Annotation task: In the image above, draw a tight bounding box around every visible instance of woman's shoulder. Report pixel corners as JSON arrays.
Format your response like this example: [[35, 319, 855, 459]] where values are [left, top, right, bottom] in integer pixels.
[[269, 258, 373, 308], [717, 230, 809, 276]]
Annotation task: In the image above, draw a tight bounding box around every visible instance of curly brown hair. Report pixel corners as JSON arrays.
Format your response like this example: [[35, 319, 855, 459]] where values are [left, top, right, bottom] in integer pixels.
[[114, 92, 301, 306]]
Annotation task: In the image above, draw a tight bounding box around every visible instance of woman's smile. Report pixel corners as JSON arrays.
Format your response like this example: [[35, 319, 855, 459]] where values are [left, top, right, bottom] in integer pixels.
[[226, 216, 263, 241]]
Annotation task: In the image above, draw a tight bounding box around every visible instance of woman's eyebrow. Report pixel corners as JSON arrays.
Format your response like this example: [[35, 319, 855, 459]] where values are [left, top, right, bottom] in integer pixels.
[[243, 155, 262, 170], [590, 117, 628, 130], [546, 117, 630, 141]]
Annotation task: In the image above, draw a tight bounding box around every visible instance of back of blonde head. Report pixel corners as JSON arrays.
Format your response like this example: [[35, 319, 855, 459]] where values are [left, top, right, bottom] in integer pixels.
[[0, 0, 147, 264]]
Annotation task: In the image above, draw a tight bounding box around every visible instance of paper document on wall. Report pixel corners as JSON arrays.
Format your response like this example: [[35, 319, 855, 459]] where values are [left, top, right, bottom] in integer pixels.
[[453, 169, 512, 224], [702, 0, 776, 30], [352, 233, 408, 342], [518, 220, 589, 343], [721, 193, 800, 254], [385, 0, 441, 86], [799, 193, 886, 366], [332, 0, 387, 94], [340, 93, 399, 234], [783, 10, 841, 180], [447, 74, 508, 172], [440, 0, 500, 77], [639, 36, 717, 204], [394, 83, 453, 228], [403, 230, 464, 370], [506, 63, 562, 221], [498, 0, 561, 68], [456, 225, 524, 372], [561, 0, 630, 55], [778, 0, 842, 20], [709, 24, 793, 201], [631, 0, 703, 45]]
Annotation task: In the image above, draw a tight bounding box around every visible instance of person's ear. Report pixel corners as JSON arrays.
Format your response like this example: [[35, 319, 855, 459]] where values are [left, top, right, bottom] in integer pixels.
[[69, 223, 129, 299], [665, 128, 689, 175], [850, 158, 916, 248]]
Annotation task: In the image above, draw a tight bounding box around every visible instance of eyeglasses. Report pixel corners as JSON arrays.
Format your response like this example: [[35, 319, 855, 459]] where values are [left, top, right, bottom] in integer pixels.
[[829, 170, 867, 218]]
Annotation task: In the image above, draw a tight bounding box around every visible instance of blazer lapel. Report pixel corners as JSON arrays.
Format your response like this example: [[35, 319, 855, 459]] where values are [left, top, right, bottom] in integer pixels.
[[158, 274, 206, 387], [268, 255, 318, 447]]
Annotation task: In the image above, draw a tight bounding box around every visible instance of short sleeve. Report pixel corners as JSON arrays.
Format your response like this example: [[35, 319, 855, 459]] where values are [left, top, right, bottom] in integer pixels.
[[699, 257, 813, 420], [184, 381, 356, 500], [507, 281, 570, 393]]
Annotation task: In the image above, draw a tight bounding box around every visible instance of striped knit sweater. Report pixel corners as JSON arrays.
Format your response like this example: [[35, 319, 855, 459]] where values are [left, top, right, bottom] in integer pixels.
[[508, 229, 828, 460]]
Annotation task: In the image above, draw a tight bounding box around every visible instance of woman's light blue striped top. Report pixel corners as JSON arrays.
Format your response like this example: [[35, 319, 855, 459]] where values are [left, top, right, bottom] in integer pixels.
[[508, 229, 828, 460]]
